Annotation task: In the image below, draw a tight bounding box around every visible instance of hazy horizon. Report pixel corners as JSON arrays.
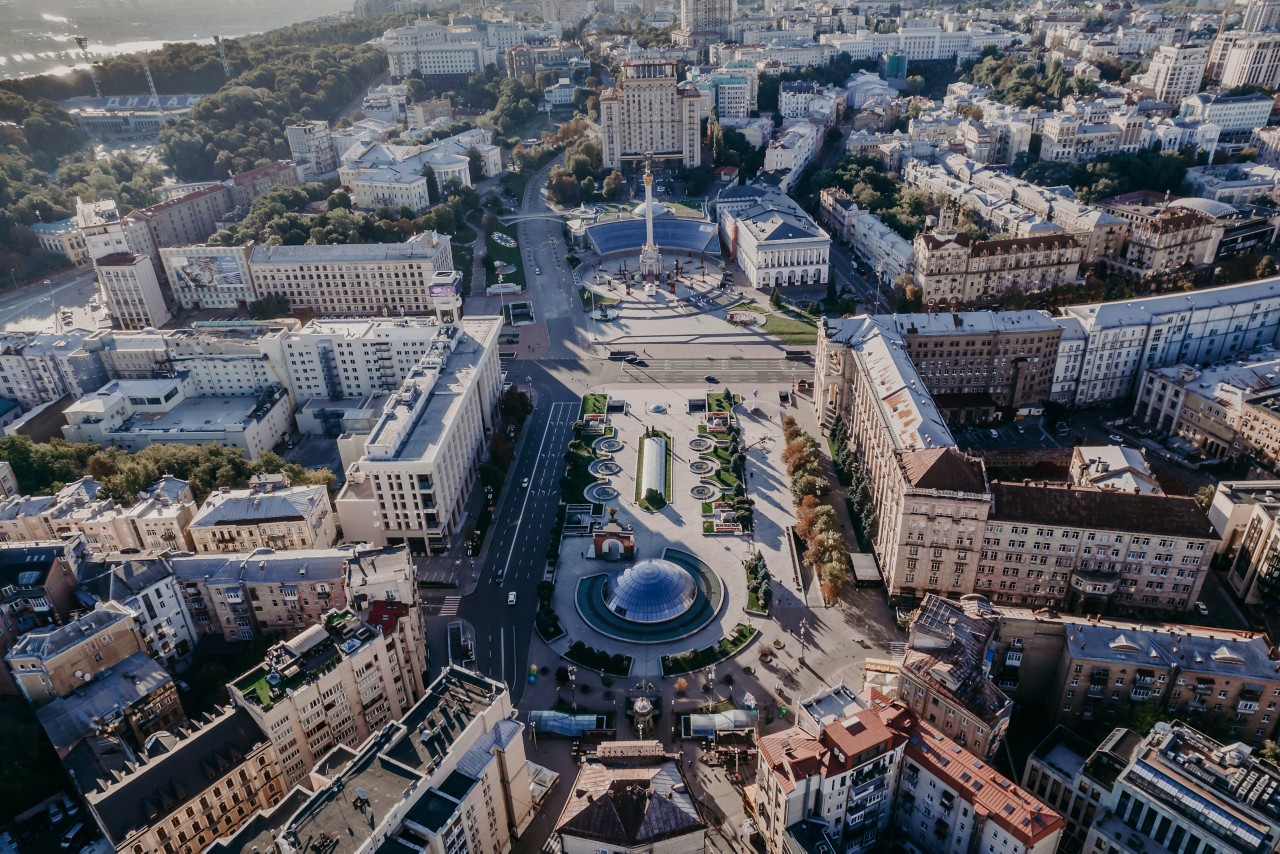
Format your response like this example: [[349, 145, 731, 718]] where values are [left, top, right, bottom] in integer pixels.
[[0, 0, 361, 81]]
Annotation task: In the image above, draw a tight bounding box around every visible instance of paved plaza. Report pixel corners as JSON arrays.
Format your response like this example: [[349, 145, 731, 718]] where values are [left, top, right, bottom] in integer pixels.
[[542, 385, 794, 675]]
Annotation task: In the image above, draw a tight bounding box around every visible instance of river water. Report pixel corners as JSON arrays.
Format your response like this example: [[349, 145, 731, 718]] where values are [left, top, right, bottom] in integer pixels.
[[0, 0, 360, 80]]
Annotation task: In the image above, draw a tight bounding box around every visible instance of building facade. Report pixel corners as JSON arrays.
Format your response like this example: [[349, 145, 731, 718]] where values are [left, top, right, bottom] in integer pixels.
[[600, 59, 702, 170], [95, 252, 172, 331], [188, 477, 337, 554], [285, 121, 340, 181]]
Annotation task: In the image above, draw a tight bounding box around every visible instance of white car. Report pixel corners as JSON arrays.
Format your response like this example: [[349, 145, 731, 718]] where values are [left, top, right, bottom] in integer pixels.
[[1195, 601, 1209, 616], [507, 592, 517, 606], [521, 477, 529, 488]]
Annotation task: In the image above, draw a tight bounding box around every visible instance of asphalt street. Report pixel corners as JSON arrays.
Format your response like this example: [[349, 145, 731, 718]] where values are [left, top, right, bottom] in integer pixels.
[[0, 266, 100, 332]]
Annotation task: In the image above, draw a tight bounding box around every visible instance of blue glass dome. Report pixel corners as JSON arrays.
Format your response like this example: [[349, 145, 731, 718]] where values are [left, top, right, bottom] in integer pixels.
[[605, 559, 696, 623]]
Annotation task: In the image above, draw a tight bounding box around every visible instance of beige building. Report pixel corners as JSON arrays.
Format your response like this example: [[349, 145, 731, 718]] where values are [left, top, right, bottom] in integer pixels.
[[189, 477, 337, 554], [1210, 480, 1280, 606], [893, 310, 1061, 422], [163, 543, 416, 642], [230, 605, 426, 785], [337, 318, 502, 555], [1095, 191, 1219, 281], [285, 120, 339, 181], [912, 210, 1083, 308], [1139, 43, 1212, 105], [600, 59, 702, 170], [211, 667, 543, 854], [896, 594, 1011, 760], [0, 538, 86, 695], [248, 234, 460, 320], [6, 602, 145, 706], [1040, 112, 1145, 163], [96, 251, 172, 330], [28, 218, 91, 266], [84, 705, 287, 854]]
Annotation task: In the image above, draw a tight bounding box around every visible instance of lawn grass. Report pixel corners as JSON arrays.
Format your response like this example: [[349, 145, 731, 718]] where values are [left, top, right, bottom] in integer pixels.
[[453, 220, 478, 246], [661, 624, 757, 675], [486, 222, 525, 289], [581, 394, 608, 417], [453, 243, 474, 296], [762, 311, 818, 345], [579, 287, 620, 310]]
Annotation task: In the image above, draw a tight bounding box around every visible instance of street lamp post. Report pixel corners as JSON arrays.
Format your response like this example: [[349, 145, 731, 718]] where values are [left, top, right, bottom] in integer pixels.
[[798, 618, 809, 666], [568, 665, 577, 711]]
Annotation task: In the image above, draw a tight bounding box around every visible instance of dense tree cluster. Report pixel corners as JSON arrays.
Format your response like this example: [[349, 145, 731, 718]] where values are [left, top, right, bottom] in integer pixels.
[[782, 415, 849, 603], [0, 435, 334, 505], [1016, 148, 1190, 203], [964, 53, 1098, 107], [545, 135, 607, 205], [805, 155, 941, 240]]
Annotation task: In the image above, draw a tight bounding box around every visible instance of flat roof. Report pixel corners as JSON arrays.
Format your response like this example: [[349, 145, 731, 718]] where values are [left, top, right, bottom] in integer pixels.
[[249, 231, 449, 265]]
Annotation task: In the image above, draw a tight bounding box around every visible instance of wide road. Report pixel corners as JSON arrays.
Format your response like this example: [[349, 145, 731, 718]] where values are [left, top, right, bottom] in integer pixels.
[[0, 266, 101, 333], [455, 364, 579, 703]]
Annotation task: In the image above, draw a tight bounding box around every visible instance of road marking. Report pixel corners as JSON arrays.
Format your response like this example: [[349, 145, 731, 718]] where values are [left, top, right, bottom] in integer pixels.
[[440, 596, 461, 616], [498, 401, 573, 584]]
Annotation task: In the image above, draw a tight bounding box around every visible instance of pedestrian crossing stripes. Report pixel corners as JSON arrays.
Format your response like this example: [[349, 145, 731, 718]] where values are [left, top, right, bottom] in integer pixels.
[[439, 596, 461, 616], [888, 642, 907, 658]]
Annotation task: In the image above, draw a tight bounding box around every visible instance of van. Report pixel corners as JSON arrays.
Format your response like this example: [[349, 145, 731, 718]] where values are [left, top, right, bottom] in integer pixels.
[[60, 822, 88, 848]]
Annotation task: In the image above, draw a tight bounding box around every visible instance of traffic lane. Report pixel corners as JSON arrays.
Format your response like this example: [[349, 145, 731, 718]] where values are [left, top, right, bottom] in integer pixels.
[[0, 269, 99, 331]]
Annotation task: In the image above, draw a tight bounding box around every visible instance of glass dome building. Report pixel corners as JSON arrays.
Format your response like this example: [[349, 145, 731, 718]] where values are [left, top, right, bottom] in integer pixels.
[[604, 559, 696, 623]]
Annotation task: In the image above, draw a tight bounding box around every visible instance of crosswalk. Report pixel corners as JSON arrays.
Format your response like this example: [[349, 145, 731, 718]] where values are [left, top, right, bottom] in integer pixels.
[[888, 641, 907, 658], [617, 358, 812, 384], [439, 596, 461, 617]]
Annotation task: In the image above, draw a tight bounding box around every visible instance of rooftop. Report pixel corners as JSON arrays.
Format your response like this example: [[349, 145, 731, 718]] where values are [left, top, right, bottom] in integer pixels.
[[1064, 621, 1278, 680], [7, 603, 131, 662], [903, 594, 1011, 725], [989, 482, 1216, 538], [35, 652, 173, 753], [1063, 276, 1280, 332], [190, 483, 327, 528], [232, 610, 380, 709], [556, 760, 705, 847], [891, 310, 1061, 338], [249, 231, 450, 265]]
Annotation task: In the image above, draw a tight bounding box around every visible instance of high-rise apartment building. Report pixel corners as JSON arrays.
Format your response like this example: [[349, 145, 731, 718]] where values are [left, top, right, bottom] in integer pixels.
[[674, 0, 735, 45], [600, 59, 702, 170], [1245, 0, 1280, 33], [95, 252, 172, 330], [1140, 42, 1212, 104], [285, 121, 340, 181]]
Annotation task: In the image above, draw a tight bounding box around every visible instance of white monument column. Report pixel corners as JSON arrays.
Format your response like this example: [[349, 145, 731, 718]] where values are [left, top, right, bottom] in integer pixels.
[[638, 154, 663, 281]]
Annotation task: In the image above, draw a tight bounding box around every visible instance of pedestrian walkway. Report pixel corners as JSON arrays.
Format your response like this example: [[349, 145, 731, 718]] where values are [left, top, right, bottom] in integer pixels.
[[439, 596, 461, 617]]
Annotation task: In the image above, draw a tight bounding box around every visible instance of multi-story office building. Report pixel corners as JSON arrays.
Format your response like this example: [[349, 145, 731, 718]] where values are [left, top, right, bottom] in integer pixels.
[[818, 317, 1218, 613], [382, 20, 490, 84], [897, 594, 1011, 759], [893, 310, 1061, 420], [756, 694, 1063, 854], [1139, 43, 1212, 105], [6, 602, 145, 706], [1181, 91, 1276, 136], [76, 198, 158, 265], [231, 606, 426, 785], [211, 667, 541, 854], [688, 69, 757, 119], [223, 160, 301, 212], [247, 234, 459, 319], [285, 121, 340, 181], [1040, 112, 1146, 163], [61, 374, 292, 460], [718, 185, 830, 289], [161, 543, 416, 643], [0, 328, 111, 411], [819, 25, 1015, 62], [337, 318, 502, 555], [1095, 190, 1218, 281], [338, 128, 502, 208], [133, 184, 232, 251], [912, 212, 1083, 307], [1133, 352, 1280, 462], [600, 59, 702, 169], [95, 252, 172, 330], [84, 705, 288, 854], [159, 244, 255, 310], [1026, 722, 1280, 854], [189, 477, 337, 554], [1209, 480, 1280, 607], [1054, 276, 1280, 405], [673, 0, 734, 45]]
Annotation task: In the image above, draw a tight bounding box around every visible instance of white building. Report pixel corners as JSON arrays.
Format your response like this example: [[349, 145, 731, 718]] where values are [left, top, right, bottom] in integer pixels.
[[846, 70, 896, 110], [336, 317, 502, 555], [1039, 111, 1145, 163], [1184, 162, 1280, 205], [88, 556, 200, 670], [600, 58, 702, 169], [688, 69, 757, 119], [361, 83, 410, 124], [819, 25, 1015, 62], [544, 78, 578, 106], [1139, 43, 1212, 105], [718, 186, 830, 289], [1217, 32, 1280, 92], [382, 19, 490, 83], [1055, 276, 1280, 405], [763, 122, 819, 180], [338, 128, 502, 210], [61, 374, 292, 460], [95, 252, 171, 331], [28, 218, 90, 266], [1180, 91, 1275, 135], [0, 329, 110, 411], [285, 121, 340, 181], [76, 198, 157, 265], [159, 244, 255, 310], [248, 234, 460, 320]]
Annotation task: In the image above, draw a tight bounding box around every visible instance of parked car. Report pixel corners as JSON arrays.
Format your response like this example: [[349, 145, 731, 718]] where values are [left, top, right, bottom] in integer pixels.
[[59, 822, 90, 849], [1195, 601, 1209, 616], [48, 800, 65, 826]]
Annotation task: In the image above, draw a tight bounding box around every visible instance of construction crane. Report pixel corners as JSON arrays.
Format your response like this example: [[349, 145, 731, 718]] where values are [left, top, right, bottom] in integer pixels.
[[72, 36, 102, 98], [213, 35, 232, 80]]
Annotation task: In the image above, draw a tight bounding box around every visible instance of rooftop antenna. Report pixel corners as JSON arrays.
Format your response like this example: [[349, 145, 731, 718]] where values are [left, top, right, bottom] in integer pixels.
[[73, 37, 102, 98], [213, 36, 232, 80]]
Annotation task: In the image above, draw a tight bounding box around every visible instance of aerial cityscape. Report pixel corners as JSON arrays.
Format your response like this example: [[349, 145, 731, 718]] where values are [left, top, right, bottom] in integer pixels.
[[2, 0, 1280, 852]]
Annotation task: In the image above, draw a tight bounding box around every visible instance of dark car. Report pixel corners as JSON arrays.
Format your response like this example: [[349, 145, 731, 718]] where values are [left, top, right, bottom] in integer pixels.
[[703, 374, 717, 383]]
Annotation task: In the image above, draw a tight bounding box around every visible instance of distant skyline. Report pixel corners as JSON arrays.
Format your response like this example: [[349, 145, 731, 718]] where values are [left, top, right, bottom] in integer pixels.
[[0, 0, 357, 80]]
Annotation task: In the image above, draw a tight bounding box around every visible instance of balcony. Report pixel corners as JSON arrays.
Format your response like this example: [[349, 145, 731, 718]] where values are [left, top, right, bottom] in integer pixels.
[[1187, 698, 1208, 712], [1129, 688, 1153, 702], [1088, 684, 1105, 698], [1005, 651, 1023, 668], [223, 590, 244, 604], [1237, 700, 1259, 715]]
